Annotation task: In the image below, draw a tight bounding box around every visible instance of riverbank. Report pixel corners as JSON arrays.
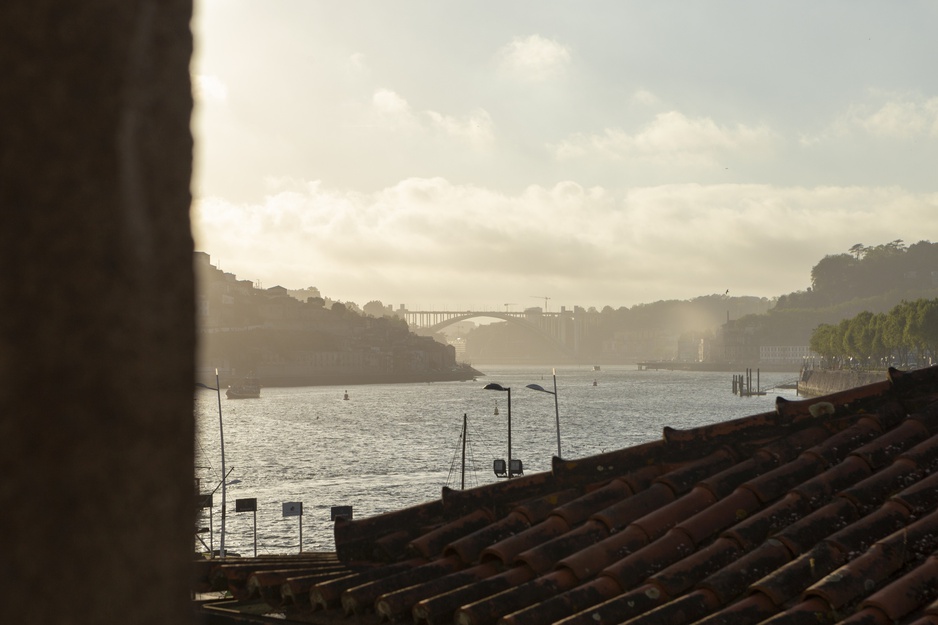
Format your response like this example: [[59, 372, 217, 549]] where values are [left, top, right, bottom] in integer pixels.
[[203, 364, 486, 389], [637, 361, 801, 373], [796, 368, 886, 397]]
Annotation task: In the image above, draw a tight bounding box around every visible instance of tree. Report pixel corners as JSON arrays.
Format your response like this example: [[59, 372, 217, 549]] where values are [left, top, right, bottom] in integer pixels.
[[849, 243, 866, 260], [915, 299, 938, 365], [810, 253, 856, 302], [363, 300, 390, 318], [843, 311, 874, 362], [810, 322, 847, 367]]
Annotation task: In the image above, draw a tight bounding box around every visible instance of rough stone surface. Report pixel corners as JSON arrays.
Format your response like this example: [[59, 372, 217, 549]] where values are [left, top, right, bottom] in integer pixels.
[[798, 369, 886, 398], [0, 2, 195, 623]]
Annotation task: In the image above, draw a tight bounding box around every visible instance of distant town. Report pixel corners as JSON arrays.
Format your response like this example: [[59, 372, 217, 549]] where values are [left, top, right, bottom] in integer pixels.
[[197, 240, 938, 384]]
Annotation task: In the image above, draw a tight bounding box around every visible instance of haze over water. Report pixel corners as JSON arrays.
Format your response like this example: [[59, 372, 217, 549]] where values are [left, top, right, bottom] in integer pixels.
[[195, 364, 800, 554]]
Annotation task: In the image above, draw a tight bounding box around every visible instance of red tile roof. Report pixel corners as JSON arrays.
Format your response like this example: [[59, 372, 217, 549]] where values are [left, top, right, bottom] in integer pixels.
[[194, 365, 938, 625]]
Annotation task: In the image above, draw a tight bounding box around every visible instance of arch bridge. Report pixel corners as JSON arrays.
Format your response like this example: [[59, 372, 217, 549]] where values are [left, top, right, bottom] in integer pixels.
[[402, 310, 580, 358]]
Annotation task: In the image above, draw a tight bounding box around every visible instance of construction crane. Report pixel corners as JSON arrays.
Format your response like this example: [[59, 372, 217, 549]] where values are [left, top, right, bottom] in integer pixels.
[[529, 295, 551, 312]]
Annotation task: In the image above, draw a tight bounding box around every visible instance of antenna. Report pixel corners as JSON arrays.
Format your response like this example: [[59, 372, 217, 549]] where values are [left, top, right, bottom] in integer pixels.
[[529, 295, 551, 312]]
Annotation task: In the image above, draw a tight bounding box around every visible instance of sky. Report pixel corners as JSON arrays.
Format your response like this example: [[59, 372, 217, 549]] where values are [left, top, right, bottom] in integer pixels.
[[190, 1, 938, 312]]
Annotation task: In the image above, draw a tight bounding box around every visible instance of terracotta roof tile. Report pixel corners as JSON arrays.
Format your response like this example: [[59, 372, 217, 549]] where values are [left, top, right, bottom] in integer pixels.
[[650, 537, 744, 596], [442, 511, 532, 564], [193, 364, 938, 625], [691, 591, 779, 625], [375, 561, 501, 622], [861, 553, 938, 623], [407, 508, 495, 559], [412, 565, 535, 625], [756, 596, 835, 625], [748, 540, 846, 607], [499, 575, 623, 625], [804, 508, 938, 609]]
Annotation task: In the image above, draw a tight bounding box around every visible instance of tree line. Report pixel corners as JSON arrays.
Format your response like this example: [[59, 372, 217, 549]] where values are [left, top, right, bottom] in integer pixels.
[[809, 298, 938, 369]]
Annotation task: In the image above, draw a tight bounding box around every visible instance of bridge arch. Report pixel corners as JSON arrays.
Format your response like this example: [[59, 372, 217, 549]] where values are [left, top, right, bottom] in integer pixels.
[[403, 311, 576, 359]]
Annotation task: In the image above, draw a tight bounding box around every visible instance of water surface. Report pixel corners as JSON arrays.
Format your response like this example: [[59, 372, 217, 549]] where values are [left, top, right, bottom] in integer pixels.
[[195, 365, 800, 554]]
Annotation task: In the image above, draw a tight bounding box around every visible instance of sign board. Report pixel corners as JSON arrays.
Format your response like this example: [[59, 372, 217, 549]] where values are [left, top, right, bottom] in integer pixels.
[[196, 493, 213, 509], [282, 501, 303, 517], [331, 506, 353, 521], [235, 497, 257, 512]]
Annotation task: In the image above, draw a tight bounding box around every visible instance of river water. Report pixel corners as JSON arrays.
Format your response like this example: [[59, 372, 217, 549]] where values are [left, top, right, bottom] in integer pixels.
[[194, 364, 800, 555]]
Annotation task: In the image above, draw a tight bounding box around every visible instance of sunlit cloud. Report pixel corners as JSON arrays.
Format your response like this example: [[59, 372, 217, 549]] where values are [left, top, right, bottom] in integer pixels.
[[368, 88, 495, 149], [854, 97, 938, 139], [631, 89, 659, 106], [367, 88, 423, 133], [372, 88, 412, 116], [192, 178, 938, 309], [801, 93, 938, 145], [496, 34, 571, 82], [193, 74, 228, 103], [347, 52, 368, 74], [425, 108, 495, 149], [552, 111, 778, 165]]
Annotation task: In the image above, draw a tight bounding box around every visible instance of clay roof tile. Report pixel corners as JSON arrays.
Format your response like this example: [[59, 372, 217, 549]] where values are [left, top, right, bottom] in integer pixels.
[[193, 365, 938, 625]]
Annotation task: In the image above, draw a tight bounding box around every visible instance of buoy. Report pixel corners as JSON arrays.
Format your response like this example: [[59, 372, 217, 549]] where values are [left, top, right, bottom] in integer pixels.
[[593, 379, 597, 386], [494, 401, 499, 416], [343, 390, 349, 400]]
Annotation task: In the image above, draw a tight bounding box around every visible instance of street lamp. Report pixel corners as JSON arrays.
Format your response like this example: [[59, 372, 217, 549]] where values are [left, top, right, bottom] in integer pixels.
[[483, 383, 515, 478], [526, 368, 561, 458]]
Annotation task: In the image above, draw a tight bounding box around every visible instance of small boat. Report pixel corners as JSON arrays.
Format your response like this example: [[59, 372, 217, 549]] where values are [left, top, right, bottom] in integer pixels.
[[226, 376, 261, 399], [593, 365, 601, 371]]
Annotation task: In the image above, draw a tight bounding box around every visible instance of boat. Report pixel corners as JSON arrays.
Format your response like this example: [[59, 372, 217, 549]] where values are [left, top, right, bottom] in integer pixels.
[[226, 376, 261, 399]]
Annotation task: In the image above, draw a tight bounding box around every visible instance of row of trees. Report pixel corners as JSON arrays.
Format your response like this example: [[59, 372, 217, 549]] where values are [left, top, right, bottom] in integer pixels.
[[777, 240, 938, 311], [809, 299, 938, 369]]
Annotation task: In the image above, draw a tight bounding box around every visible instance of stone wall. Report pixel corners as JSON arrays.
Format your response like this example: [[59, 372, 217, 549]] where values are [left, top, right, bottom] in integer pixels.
[[797, 369, 887, 398], [1, 2, 195, 623]]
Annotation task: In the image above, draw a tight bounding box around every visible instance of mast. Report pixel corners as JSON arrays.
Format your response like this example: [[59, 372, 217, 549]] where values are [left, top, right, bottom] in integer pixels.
[[216, 369, 227, 558], [461, 413, 467, 490]]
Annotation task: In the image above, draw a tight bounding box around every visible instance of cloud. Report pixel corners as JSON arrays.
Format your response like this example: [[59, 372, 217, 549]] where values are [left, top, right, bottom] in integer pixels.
[[347, 52, 368, 74], [854, 98, 938, 139], [496, 35, 571, 82], [193, 74, 228, 103], [368, 88, 495, 149], [801, 93, 938, 145], [552, 111, 778, 165], [371, 88, 415, 126], [192, 178, 938, 309], [425, 108, 495, 149], [631, 89, 660, 106]]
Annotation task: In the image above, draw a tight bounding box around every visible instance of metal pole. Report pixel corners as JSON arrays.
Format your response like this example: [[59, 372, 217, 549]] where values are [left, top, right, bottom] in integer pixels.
[[507, 388, 512, 479], [253, 509, 257, 558], [461, 413, 467, 490], [215, 369, 227, 558], [552, 369, 561, 457], [299, 511, 303, 553]]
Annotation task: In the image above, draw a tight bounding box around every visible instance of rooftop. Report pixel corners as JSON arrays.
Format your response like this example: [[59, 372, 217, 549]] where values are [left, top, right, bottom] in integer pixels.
[[194, 365, 938, 625]]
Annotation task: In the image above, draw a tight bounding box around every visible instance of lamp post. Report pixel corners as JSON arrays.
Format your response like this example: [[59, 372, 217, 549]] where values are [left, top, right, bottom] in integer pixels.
[[483, 383, 512, 478], [196, 369, 229, 558], [526, 368, 561, 458]]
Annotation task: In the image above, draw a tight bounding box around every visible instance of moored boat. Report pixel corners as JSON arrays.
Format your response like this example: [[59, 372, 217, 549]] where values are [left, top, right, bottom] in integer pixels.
[[226, 376, 261, 399]]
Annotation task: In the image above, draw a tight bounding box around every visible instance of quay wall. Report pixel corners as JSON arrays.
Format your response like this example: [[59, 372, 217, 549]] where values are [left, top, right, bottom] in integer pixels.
[[797, 369, 886, 397]]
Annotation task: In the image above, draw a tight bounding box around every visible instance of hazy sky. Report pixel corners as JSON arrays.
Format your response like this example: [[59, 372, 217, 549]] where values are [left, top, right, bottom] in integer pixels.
[[190, 1, 938, 311]]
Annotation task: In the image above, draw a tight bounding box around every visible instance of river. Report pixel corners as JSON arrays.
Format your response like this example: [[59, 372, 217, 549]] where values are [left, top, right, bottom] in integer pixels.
[[194, 364, 801, 555]]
